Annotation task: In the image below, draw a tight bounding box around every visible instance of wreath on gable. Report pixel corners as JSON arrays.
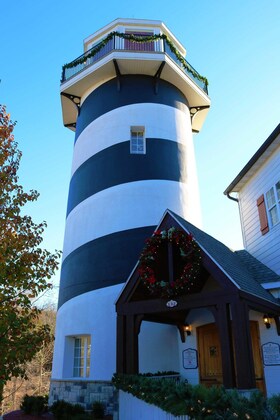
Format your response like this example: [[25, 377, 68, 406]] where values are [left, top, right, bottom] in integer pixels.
[[138, 227, 201, 298]]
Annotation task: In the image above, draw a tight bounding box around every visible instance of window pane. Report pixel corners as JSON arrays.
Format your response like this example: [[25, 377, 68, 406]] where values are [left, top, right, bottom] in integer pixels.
[[269, 206, 279, 226], [73, 367, 79, 377], [130, 128, 145, 154], [266, 188, 276, 208], [276, 181, 280, 201]]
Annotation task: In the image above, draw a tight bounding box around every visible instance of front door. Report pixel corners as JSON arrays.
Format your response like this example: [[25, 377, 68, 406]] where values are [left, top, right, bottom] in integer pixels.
[[197, 323, 223, 387], [197, 322, 266, 393]]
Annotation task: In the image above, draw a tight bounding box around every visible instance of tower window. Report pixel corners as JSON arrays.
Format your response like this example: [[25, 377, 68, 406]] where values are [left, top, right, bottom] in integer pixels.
[[73, 336, 91, 378], [130, 127, 145, 154]]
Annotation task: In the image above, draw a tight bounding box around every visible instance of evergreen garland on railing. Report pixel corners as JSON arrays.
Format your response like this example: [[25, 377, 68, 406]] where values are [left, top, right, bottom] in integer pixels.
[[62, 31, 208, 87]]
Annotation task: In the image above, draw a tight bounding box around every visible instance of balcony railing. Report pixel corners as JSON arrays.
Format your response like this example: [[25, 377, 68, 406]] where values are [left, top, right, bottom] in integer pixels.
[[61, 34, 208, 94]]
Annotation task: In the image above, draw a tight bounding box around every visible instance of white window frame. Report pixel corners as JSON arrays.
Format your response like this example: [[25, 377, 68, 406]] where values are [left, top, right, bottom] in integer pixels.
[[130, 126, 146, 154], [265, 181, 280, 228], [73, 336, 91, 378]]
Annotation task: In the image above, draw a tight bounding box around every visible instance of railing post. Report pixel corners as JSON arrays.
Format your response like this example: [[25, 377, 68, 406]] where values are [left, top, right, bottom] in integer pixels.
[[61, 67, 65, 83]]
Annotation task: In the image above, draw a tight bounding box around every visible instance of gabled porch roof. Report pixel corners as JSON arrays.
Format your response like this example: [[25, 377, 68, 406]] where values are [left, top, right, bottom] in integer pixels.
[[116, 209, 280, 310], [115, 210, 280, 390]]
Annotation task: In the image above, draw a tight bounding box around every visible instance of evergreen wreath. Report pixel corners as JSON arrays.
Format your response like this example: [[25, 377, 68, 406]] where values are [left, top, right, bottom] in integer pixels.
[[138, 227, 201, 298], [62, 32, 208, 87]]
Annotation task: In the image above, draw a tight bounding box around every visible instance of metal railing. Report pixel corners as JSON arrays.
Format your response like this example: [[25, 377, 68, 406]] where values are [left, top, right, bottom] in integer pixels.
[[61, 35, 208, 94]]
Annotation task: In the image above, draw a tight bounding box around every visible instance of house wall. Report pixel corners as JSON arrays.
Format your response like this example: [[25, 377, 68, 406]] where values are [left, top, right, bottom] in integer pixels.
[[139, 322, 180, 373], [238, 143, 280, 274], [250, 310, 280, 397], [175, 308, 280, 397], [178, 308, 214, 385]]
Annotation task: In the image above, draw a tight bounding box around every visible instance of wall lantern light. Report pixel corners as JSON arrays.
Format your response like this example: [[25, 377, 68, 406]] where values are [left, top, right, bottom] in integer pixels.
[[183, 324, 192, 336], [263, 314, 271, 329]]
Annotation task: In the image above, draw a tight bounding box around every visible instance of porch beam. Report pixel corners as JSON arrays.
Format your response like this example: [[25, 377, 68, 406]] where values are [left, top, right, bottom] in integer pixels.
[[231, 299, 256, 389], [118, 290, 236, 315], [239, 290, 280, 314]]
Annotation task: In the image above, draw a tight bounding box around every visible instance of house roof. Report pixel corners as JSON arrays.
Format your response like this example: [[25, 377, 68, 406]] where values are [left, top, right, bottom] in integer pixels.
[[234, 250, 280, 285], [224, 123, 280, 194], [168, 210, 280, 305]]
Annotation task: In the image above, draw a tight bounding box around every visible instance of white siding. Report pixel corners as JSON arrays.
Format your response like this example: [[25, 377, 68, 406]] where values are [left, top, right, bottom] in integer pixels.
[[238, 143, 280, 275], [119, 391, 189, 420]]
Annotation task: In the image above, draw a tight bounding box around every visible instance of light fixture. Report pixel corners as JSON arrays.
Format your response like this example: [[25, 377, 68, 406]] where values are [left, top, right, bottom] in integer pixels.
[[183, 324, 192, 336], [263, 314, 271, 329]]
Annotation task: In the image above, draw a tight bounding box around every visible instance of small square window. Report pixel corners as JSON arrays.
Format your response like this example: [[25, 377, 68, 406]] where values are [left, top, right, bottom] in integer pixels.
[[130, 126, 145, 154]]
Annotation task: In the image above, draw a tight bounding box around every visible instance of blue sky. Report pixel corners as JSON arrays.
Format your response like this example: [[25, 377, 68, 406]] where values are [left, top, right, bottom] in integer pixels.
[[1, 1, 280, 302]]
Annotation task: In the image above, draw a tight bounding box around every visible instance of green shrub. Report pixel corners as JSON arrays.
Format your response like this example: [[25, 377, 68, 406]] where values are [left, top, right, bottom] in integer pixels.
[[112, 374, 280, 419], [50, 399, 88, 419], [20, 394, 48, 415], [92, 401, 105, 419], [268, 394, 280, 417]]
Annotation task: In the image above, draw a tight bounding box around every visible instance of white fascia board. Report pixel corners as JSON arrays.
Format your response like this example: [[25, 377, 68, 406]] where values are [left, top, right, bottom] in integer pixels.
[[262, 281, 280, 290]]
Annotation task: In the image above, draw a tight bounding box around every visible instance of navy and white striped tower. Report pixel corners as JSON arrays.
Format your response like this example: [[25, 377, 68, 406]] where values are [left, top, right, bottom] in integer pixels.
[[52, 19, 210, 384]]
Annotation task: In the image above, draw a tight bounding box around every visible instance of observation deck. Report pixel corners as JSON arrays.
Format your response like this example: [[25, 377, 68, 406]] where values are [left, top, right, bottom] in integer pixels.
[[61, 18, 210, 133]]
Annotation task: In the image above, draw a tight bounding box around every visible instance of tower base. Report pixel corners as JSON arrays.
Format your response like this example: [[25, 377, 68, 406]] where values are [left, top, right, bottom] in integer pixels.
[[49, 379, 119, 418]]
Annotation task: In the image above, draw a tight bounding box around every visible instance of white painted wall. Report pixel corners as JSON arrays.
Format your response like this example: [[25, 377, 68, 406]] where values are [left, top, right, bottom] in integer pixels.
[[139, 322, 179, 374], [52, 284, 122, 380], [178, 308, 214, 385], [238, 143, 280, 275]]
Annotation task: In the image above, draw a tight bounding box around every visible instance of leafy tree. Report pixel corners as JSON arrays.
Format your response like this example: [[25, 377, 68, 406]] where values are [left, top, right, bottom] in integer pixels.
[[1, 306, 56, 414], [0, 105, 60, 403]]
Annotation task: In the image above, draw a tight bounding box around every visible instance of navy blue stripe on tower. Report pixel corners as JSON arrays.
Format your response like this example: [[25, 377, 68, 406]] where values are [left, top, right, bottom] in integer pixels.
[[75, 75, 189, 140], [67, 139, 186, 216], [58, 226, 155, 307]]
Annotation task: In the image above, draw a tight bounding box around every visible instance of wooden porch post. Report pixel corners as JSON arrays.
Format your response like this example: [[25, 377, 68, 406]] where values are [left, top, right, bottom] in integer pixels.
[[116, 314, 126, 374], [126, 315, 139, 374], [231, 299, 256, 389], [213, 303, 236, 388]]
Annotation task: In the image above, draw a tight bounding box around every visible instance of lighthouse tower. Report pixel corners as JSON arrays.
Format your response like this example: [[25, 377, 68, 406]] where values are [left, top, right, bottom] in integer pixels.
[[51, 18, 210, 405]]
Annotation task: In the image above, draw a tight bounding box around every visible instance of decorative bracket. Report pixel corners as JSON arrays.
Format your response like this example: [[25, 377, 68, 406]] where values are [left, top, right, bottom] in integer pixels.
[[113, 59, 122, 91], [64, 122, 76, 129], [189, 105, 210, 123], [274, 316, 280, 335], [178, 324, 186, 343], [61, 92, 81, 118], [154, 62, 165, 94]]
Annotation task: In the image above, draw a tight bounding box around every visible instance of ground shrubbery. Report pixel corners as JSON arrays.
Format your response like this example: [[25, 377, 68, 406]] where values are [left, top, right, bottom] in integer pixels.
[[20, 394, 48, 415], [112, 373, 280, 419], [20, 396, 106, 419]]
